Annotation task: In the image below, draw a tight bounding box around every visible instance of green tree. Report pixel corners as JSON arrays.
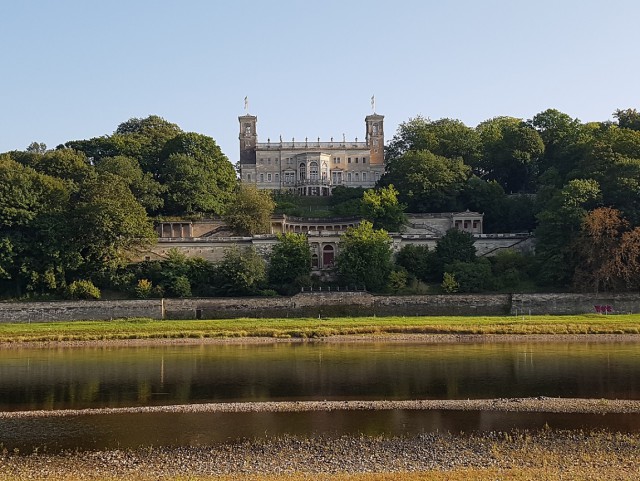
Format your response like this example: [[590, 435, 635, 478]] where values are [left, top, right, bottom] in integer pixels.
[[12, 148, 95, 189], [434, 229, 477, 276], [216, 246, 266, 296], [268, 233, 312, 293], [535, 179, 601, 286], [336, 221, 393, 291], [69, 173, 157, 275], [614, 108, 640, 131], [529, 109, 589, 180], [476, 117, 544, 193], [159, 133, 237, 215], [360, 184, 407, 232], [380, 150, 470, 212], [0, 156, 73, 295], [395, 244, 436, 282], [95, 155, 165, 213], [67, 115, 183, 171], [386, 116, 480, 165], [444, 258, 495, 293], [224, 184, 275, 235]]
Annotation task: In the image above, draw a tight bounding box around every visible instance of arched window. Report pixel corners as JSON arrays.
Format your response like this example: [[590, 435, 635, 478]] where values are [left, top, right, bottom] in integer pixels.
[[311, 254, 319, 268], [299, 163, 306, 181], [310, 161, 319, 180]]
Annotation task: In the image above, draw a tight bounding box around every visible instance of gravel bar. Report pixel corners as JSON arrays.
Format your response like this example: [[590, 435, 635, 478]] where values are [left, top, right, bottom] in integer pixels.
[[1, 430, 639, 480], [2, 397, 640, 419]]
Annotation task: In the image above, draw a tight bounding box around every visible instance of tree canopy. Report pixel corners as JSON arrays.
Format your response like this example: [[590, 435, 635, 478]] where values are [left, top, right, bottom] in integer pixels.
[[336, 221, 393, 291]]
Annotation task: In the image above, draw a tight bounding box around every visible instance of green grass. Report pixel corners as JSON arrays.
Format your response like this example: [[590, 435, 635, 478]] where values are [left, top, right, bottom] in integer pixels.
[[1, 314, 640, 343]]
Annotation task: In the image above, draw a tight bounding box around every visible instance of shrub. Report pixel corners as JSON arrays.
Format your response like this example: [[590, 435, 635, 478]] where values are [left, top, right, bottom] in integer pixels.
[[66, 280, 101, 300], [445, 258, 496, 293], [441, 272, 459, 293], [170, 276, 192, 298], [135, 279, 153, 298], [388, 269, 408, 292]]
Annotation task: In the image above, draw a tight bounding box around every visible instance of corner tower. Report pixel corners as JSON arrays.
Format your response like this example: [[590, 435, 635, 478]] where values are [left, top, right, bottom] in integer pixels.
[[239, 115, 257, 165], [365, 114, 384, 165]]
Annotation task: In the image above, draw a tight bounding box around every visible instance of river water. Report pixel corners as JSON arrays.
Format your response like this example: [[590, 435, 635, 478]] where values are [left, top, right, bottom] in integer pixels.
[[1, 341, 640, 451]]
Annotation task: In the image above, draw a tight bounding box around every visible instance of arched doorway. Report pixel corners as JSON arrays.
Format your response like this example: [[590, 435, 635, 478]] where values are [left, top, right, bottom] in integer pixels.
[[322, 245, 335, 267]]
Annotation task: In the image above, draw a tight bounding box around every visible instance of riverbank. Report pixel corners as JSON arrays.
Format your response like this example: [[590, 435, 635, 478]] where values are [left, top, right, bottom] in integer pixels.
[[1, 314, 640, 346], [2, 397, 640, 419], [1, 429, 638, 480]]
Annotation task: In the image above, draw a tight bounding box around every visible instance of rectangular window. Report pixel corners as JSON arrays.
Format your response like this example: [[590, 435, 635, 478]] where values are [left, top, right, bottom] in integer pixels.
[[275, 173, 279, 182], [348, 157, 351, 163], [355, 157, 359, 163], [362, 157, 366, 163], [362, 172, 367, 182], [267, 173, 272, 182], [348, 172, 352, 182], [260, 173, 264, 182]]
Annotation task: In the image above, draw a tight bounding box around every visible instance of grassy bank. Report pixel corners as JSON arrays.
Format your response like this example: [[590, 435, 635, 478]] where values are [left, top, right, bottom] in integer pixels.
[[1, 314, 640, 343]]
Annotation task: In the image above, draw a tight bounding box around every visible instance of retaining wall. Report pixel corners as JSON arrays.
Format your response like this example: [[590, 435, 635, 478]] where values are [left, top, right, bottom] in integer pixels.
[[511, 293, 640, 315], [0, 299, 162, 323], [1, 292, 639, 323]]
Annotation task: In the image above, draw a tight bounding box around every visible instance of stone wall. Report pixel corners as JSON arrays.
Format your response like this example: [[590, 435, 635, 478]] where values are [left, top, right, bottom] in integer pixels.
[[2, 292, 639, 323], [0, 300, 162, 323], [135, 233, 535, 263], [511, 293, 640, 315]]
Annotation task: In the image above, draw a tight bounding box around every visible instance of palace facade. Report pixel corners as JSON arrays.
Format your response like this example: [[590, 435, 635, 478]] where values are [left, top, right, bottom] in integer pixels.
[[238, 113, 385, 195]]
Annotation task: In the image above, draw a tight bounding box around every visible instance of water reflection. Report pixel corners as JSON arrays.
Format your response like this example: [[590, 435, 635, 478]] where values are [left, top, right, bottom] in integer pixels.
[[1, 342, 640, 411], [3, 410, 640, 453]]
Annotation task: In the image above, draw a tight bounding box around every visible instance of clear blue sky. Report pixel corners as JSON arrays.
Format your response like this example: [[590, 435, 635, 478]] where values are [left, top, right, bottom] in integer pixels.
[[1, 0, 638, 162]]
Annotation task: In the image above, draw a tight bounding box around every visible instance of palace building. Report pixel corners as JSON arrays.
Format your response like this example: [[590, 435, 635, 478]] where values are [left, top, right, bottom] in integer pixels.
[[238, 112, 385, 196]]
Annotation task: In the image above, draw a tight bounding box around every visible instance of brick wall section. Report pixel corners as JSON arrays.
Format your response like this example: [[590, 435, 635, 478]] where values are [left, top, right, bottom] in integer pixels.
[[1, 292, 639, 322]]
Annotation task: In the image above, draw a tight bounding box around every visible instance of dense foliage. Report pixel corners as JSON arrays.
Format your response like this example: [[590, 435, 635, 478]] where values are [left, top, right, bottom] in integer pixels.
[[4, 106, 640, 298], [0, 116, 236, 298], [336, 221, 393, 291], [382, 107, 640, 292]]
